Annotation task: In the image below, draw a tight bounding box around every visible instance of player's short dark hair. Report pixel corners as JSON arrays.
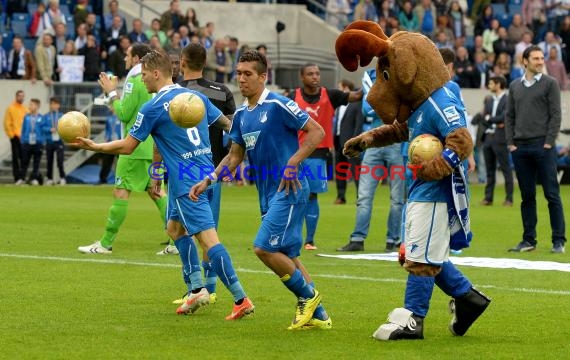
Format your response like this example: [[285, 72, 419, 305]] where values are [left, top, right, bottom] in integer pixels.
[[181, 43, 206, 71], [439, 47, 456, 65], [31, 98, 41, 105], [522, 45, 542, 61], [131, 42, 152, 60], [489, 75, 507, 89], [339, 79, 354, 91], [141, 49, 173, 78], [49, 96, 61, 104], [256, 44, 267, 51], [238, 50, 268, 75], [300, 63, 318, 75], [15, 90, 24, 96]]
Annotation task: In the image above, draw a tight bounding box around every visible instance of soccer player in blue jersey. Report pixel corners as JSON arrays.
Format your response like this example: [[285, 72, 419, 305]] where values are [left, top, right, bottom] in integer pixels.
[[191, 50, 331, 330], [73, 49, 254, 320]]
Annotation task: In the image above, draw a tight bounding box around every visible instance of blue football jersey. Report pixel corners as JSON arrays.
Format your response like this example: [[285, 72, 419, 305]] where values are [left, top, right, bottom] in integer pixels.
[[230, 89, 310, 213], [130, 84, 222, 197], [407, 86, 466, 202]]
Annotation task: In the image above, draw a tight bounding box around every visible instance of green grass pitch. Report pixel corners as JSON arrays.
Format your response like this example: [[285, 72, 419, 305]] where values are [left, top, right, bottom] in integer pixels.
[[1, 184, 569, 359]]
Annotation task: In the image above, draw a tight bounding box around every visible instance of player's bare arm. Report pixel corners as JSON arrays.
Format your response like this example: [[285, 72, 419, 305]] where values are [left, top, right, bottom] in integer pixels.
[[149, 144, 164, 199], [214, 114, 232, 132], [348, 88, 364, 102], [278, 118, 325, 194], [189, 143, 245, 201], [74, 135, 140, 155]]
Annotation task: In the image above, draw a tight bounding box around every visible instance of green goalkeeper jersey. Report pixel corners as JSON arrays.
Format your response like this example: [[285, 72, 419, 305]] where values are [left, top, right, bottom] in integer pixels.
[[113, 65, 153, 160]]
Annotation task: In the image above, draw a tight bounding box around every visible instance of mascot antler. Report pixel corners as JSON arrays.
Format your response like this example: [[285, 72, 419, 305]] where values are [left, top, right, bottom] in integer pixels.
[[335, 21, 390, 72]]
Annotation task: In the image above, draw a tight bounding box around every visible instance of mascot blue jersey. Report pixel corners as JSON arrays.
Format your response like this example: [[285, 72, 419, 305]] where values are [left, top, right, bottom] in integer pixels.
[[230, 88, 310, 214], [130, 84, 222, 197], [407, 86, 466, 202]]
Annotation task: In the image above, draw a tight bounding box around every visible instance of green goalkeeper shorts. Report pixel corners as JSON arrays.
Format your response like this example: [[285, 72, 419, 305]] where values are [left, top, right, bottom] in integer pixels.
[[114, 157, 153, 192]]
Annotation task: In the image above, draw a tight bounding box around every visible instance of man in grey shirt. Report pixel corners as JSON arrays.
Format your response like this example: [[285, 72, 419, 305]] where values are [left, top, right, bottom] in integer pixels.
[[506, 44, 567, 254]]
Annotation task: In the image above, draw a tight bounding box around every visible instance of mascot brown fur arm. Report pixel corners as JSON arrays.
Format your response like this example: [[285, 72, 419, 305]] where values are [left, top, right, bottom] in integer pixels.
[[343, 120, 409, 158]]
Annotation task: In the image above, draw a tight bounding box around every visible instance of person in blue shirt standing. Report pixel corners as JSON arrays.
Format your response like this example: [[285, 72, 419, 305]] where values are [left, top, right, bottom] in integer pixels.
[[191, 50, 331, 330], [43, 97, 66, 185], [20, 98, 45, 185], [74, 49, 254, 321]]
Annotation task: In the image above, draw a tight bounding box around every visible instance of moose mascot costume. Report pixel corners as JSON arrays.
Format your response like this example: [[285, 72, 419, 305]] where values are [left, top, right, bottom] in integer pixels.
[[336, 21, 491, 340]]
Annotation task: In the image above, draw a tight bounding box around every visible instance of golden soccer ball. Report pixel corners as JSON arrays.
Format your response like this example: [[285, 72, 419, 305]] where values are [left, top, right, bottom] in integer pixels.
[[408, 134, 443, 164], [57, 111, 91, 143], [169, 92, 205, 128]]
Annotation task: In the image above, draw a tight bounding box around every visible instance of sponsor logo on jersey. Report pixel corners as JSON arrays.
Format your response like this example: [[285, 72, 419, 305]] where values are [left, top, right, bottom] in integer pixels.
[[124, 82, 134, 94], [243, 131, 260, 151], [443, 106, 460, 123], [133, 112, 144, 129], [286, 100, 302, 116]]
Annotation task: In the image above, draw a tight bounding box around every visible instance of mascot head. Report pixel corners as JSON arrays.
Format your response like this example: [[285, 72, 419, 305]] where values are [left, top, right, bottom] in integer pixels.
[[335, 21, 449, 124]]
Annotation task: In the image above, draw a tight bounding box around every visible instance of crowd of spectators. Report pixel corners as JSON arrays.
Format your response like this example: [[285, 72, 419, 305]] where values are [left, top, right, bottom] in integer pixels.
[[0, 0, 268, 85], [326, 0, 570, 90]]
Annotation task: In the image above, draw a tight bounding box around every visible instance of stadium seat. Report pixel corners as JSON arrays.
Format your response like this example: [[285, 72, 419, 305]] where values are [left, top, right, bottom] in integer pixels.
[[60, 4, 71, 18], [2, 32, 14, 53], [23, 37, 37, 52], [491, 3, 506, 16], [27, 3, 38, 14], [65, 15, 75, 38], [509, 0, 522, 5], [497, 13, 513, 28], [508, 4, 522, 15], [11, 13, 30, 37], [0, 13, 6, 34]]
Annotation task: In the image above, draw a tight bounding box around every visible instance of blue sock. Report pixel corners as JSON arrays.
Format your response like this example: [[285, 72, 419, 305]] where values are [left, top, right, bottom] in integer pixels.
[[404, 274, 435, 318], [309, 281, 328, 321], [207, 243, 246, 302], [281, 269, 314, 299], [435, 261, 472, 298], [174, 235, 203, 291], [202, 260, 218, 294], [305, 195, 319, 244]]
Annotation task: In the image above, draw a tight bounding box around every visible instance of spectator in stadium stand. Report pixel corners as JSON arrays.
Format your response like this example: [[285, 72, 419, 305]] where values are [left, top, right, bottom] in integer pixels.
[[202, 22, 216, 49], [103, 15, 128, 57], [399, 0, 420, 32], [103, 0, 127, 33], [75, 23, 89, 51], [473, 4, 494, 36], [108, 36, 131, 80], [206, 39, 231, 84], [145, 18, 169, 48], [29, 2, 53, 39], [47, 0, 67, 26], [508, 14, 531, 43], [149, 35, 163, 51], [35, 33, 57, 87], [183, 7, 200, 37], [85, 13, 102, 44], [53, 22, 70, 55], [7, 36, 36, 82], [128, 18, 149, 44], [165, 32, 183, 53], [544, 47, 568, 90], [78, 35, 101, 81], [73, 0, 90, 30], [179, 25, 191, 48], [160, 0, 185, 37]]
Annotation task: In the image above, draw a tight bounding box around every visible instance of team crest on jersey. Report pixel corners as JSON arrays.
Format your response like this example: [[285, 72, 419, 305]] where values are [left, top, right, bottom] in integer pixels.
[[124, 82, 134, 94], [243, 131, 260, 151], [443, 106, 460, 123], [269, 234, 280, 246], [285, 100, 302, 115], [259, 111, 268, 123]]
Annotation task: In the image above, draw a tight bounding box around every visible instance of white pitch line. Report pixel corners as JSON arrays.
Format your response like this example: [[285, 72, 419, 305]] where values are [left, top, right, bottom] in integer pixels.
[[2, 252, 570, 296]]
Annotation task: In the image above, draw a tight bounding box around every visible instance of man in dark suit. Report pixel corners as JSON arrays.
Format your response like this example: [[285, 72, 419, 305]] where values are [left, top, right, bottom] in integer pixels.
[[333, 79, 364, 204], [480, 75, 514, 206]]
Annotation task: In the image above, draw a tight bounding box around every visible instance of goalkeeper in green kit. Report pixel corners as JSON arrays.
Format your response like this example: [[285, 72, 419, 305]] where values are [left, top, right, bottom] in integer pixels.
[[78, 43, 174, 255]]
